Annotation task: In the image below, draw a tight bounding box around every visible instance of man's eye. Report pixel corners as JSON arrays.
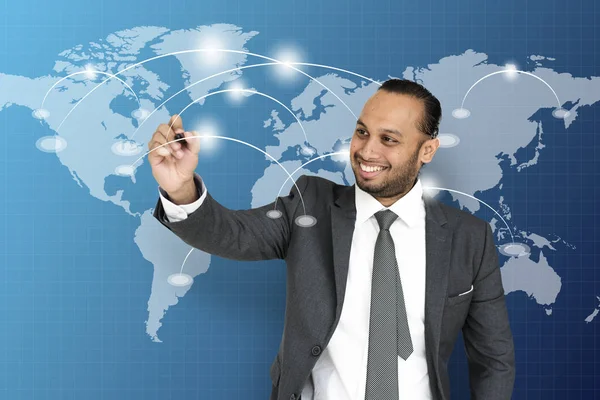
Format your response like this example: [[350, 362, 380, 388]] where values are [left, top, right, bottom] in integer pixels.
[[356, 128, 367, 135], [383, 136, 397, 143]]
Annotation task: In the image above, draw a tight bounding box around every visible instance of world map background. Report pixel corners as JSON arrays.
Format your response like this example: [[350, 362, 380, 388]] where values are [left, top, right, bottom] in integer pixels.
[[0, 0, 599, 399]]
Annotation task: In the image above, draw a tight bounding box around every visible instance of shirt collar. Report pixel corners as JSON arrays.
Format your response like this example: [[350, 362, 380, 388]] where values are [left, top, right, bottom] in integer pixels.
[[355, 178, 424, 228]]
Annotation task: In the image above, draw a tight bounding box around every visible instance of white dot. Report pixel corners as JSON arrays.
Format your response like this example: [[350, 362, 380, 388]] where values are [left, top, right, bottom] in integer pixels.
[[167, 273, 193, 287], [437, 133, 461, 148], [131, 108, 151, 121], [36, 135, 67, 153], [552, 108, 570, 119], [114, 165, 136, 177], [295, 215, 317, 227], [111, 140, 143, 156], [300, 145, 316, 156], [499, 242, 530, 257], [266, 210, 283, 219], [452, 108, 471, 119]]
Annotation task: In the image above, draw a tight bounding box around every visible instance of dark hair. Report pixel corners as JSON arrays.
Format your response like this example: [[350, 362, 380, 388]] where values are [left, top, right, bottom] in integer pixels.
[[377, 79, 441, 140]]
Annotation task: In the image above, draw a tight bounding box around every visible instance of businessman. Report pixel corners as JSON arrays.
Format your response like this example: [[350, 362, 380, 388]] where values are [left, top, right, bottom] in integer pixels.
[[150, 79, 515, 400]]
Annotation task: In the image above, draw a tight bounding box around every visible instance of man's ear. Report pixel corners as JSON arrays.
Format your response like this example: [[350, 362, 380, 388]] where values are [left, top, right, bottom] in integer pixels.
[[419, 137, 439, 164]]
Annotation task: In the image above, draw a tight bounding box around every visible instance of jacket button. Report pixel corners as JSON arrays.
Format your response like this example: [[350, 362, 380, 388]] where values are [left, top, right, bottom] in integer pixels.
[[311, 345, 322, 356]]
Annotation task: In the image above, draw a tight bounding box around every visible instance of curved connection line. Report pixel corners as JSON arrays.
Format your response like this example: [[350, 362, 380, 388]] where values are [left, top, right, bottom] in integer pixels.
[[129, 134, 307, 215], [42, 70, 139, 109], [423, 186, 514, 243], [57, 48, 368, 134], [130, 60, 382, 140], [177, 153, 351, 276], [167, 89, 309, 143], [273, 151, 350, 209], [130, 62, 278, 139], [294, 62, 381, 87], [179, 248, 194, 274], [461, 70, 562, 109]]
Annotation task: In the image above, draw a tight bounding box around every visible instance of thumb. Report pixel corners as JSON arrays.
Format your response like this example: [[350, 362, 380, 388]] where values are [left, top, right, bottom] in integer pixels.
[[183, 130, 201, 155], [169, 114, 184, 133]]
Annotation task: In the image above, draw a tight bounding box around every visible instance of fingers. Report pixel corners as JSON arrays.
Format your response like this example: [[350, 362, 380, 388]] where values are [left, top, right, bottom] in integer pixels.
[[156, 123, 182, 153], [169, 114, 184, 134], [147, 135, 174, 166], [148, 116, 188, 166], [182, 130, 201, 155]]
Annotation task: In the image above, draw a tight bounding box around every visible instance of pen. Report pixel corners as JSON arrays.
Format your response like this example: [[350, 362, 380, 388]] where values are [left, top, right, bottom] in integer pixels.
[[174, 133, 187, 145]]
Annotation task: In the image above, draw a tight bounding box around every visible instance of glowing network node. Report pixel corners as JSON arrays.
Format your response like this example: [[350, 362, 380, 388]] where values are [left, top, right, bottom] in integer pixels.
[[131, 108, 151, 121], [273, 46, 303, 78], [111, 140, 143, 156], [552, 108, 571, 119], [295, 214, 317, 227], [452, 108, 471, 119], [60, 48, 362, 141], [192, 123, 221, 153], [504, 64, 519, 81], [84, 64, 97, 79], [168, 89, 309, 144], [437, 133, 461, 148], [499, 242, 531, 257], [226, 81, 251, 103], [197, 36, 225, 65], [331, 150, 350, 162], [114, 165, 136, 177], [266, 210, 283, 219], [36, 135, 67, 153], [167, 273, 193, 287], [32, 108, 50, 120], [275, 48, 301, 65]]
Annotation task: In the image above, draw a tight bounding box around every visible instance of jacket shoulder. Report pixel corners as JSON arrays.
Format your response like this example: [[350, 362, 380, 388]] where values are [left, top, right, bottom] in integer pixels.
[[296, 174, 351, 204], [298, 174, 348, 191], [436, 200, 491, 234]]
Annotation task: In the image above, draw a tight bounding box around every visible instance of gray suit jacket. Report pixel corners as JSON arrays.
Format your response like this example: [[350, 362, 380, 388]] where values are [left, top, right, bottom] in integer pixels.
[[153, 173, 515, 400]]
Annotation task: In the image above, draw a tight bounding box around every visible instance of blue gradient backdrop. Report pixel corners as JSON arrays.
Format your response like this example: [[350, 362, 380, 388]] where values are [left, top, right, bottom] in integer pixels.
[[0, 0, 598, 399]]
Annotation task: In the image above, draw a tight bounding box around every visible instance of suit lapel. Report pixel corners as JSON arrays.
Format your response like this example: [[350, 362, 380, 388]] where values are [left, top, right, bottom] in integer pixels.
[[330, 184, 357, 327], [423, 196, 452, 398]]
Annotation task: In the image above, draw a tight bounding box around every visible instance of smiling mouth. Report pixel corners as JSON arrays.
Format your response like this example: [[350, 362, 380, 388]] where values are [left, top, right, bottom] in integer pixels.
[[357, 161, 388, 178], [359, 162, 387, 172]]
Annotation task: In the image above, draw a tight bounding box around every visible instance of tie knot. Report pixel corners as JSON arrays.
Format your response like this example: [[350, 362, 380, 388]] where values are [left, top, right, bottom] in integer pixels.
[[374, 209, 398, 230]]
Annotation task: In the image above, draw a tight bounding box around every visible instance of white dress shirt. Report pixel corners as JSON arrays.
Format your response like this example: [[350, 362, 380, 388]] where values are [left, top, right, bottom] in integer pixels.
[[158, 175, 431, 399], [158, 173, 207, 223]]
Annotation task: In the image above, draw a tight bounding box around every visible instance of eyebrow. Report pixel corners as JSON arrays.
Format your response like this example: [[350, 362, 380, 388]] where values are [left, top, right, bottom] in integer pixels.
[[356, 119, 403, 138]]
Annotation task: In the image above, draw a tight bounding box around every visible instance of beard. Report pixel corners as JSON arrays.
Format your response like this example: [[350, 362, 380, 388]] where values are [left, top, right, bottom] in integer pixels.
[[352, 146, 421, 199]]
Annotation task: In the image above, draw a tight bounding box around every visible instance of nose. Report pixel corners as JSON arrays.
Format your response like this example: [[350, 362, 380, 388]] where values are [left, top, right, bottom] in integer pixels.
[[360, 135, 381, 157]]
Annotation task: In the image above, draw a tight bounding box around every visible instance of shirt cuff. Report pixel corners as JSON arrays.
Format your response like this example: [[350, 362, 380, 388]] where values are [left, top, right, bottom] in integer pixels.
[[158, 173, 207, 223]]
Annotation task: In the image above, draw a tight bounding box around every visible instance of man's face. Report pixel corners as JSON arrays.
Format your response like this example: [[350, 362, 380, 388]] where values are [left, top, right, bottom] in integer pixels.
[[349, 90, 437, 204]]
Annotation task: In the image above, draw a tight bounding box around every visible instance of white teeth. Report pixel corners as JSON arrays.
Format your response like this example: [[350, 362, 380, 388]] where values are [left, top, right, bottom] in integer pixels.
[[360, 163, 385, 173]]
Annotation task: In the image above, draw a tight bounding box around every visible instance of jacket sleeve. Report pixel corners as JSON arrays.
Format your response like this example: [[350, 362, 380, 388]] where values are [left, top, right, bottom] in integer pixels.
[[158, 173, 208, 222], [152, 174, 310, 261], [462, 222, 516, 400]]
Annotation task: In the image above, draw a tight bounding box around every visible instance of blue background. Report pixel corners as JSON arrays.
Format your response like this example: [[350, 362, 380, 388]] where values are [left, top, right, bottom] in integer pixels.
[[1, 0, 599, 399]]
